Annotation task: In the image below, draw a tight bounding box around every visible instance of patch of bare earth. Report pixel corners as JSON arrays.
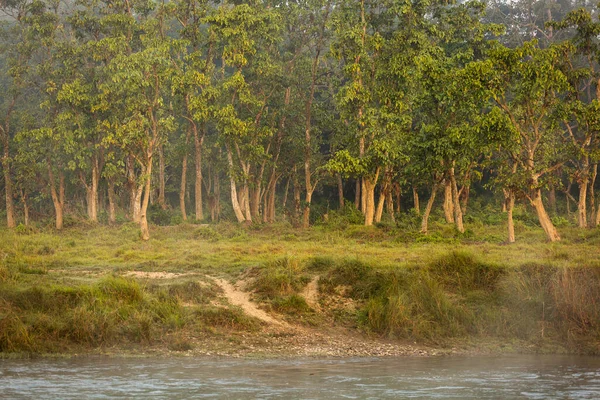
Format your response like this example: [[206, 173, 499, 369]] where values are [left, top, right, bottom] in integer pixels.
[[212, 277, 289, 327], [206, 276, 432, 358]]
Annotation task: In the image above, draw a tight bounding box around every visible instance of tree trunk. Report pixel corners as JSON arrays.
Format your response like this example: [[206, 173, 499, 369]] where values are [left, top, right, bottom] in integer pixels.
[[48, 160, 64, 230], [413, 186, 420, 214], [180, 150, 188, 222], [443, 179, 454, 223], [420, 183, 438, 234], [364, 176, 377, 226], [578, 179, 588, 228], [386, 186, 395, 223], [107, 178, 116, 225], [194, 124, 204, 221], [2, 143, 15, 228], [375, 185, 385, 224], [450, 165, 464, 233], [242, 183, 252, 223], [86, 157, 99, 223], [20, 190, 29, 227], [460, 185, 470, 215], [393, 182, 401, 214], [505, 189, 515, 243], [531, 188, 560, 242], [127, 155, 142, 223], [158, 144, 167, 210], [337, 174, 344, 209], [282, 176, 290, 212], [226, 147, 245, 223], [140, 157, 152, 241], [302, 191, 313, 228], [293, 167, 301, 224]]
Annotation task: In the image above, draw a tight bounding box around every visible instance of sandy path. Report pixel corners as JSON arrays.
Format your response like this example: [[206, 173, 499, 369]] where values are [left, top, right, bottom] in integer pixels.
[[212, 278, 289, 327]]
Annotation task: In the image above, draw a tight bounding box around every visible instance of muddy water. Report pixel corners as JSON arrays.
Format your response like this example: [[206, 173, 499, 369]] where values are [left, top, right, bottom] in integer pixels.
[[1, 355, 599, 399]]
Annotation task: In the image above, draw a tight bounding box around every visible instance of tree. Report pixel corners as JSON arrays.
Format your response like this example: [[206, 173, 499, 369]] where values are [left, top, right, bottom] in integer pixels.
[[475, 41, 569, 241]]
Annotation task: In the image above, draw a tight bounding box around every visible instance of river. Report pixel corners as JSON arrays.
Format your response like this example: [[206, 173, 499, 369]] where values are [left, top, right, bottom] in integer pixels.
[[1, 355, 599, 399]]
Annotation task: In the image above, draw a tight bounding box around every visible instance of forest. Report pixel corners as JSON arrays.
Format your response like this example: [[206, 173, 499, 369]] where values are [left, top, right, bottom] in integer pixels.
[[1, 0, 600, 242]]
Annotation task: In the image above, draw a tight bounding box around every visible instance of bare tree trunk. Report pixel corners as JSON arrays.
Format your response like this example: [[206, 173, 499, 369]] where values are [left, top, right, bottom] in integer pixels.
[[578, 179, 588, 228], [506, 189, 515, 243], [140, 157, 152, 241], [361, 178, 367, 215], [226, 146, 245, 223], [293, 167, 301, 224], [107, 178, 116, 225], [577, 160, 589, 228], [282, 176, 290, 212], [194, 124, 204, 221], [460, 185, 470, 215], [413, 186, 420, 214], [83, 157, 100, 223], [375, 184, 385, 223], [420, 183, 438, 234], [393, 182, 401, 214], [48, 160, 65, 230], [242, 183, 252, 223], [20, 190, 29, 227], [443, 179, 454, 223], [364, 178, 376, 226], [386, 185, 395, 222], [158, 144, 167, 210], [450, 165, 464, 233], [127, 155, 142, 223], [531, 188, 560, 242], [180, 150, 188, 222], [337, 174, 344, 209]]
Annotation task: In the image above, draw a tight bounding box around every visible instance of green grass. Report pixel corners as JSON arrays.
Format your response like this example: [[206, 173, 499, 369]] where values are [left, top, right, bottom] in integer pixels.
[[1, 215, 600, 355]]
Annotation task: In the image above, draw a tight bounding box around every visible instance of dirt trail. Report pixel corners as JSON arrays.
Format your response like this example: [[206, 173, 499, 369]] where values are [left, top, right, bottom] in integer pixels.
[[302, 276, 320, 311], [212, 278, 289, 327]]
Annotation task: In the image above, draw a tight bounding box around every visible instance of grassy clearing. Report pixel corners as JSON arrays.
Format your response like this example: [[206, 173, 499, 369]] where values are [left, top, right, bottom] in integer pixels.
[[1, 212, 600, 355]]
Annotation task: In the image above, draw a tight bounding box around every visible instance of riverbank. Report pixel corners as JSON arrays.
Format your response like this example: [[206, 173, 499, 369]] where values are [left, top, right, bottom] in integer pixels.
[[1, 222, 599, 358]]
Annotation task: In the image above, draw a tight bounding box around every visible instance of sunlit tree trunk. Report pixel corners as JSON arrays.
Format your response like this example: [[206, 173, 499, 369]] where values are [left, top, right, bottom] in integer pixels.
[[507, 190, 516, 243], [443, 178, 454, 223], [450, 165, 464, 233], [140, 154, 152, 241], [226, 146, 245, 223], [531, 187, 560, 242], [421, 183, 438, 234], [48, 160, 65, 230]]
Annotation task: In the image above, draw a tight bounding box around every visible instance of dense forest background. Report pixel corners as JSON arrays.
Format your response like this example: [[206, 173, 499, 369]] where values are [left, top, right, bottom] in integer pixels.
[[1, 0, 599, 241]]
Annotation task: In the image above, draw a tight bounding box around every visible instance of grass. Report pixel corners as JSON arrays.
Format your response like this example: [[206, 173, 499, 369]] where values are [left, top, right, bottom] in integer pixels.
[[1, 210, 600, 355]]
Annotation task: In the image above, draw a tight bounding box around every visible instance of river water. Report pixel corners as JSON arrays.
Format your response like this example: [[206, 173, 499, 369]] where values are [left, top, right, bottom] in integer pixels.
[[1, 355, 599, 399]]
